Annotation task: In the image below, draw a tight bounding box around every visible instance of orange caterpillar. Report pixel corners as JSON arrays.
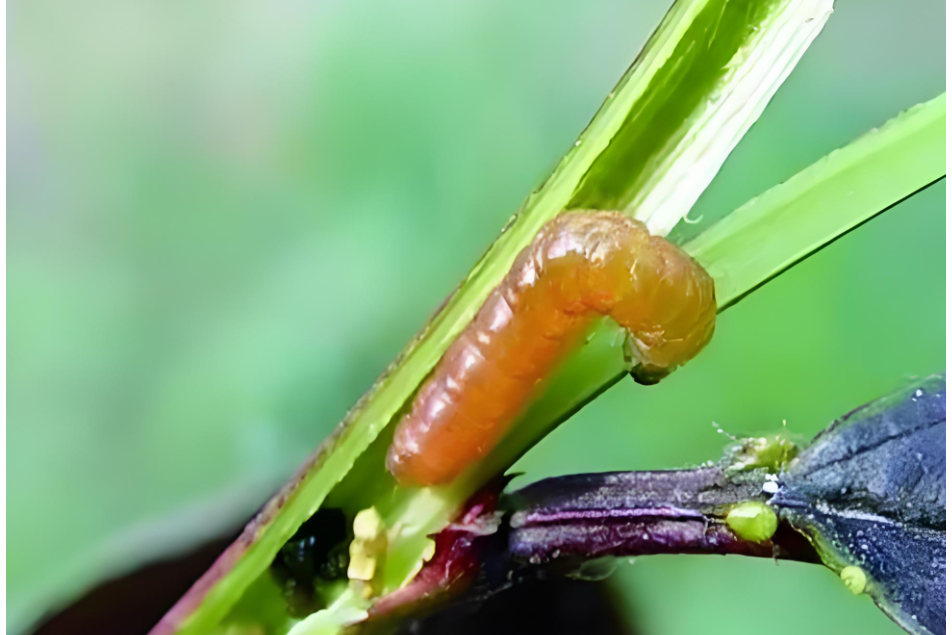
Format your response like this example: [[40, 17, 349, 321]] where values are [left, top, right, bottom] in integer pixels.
[[387, 211, 716, 486]]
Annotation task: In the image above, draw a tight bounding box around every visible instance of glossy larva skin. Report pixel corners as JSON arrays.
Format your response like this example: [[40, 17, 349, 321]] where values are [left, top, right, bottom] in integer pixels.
[[387, 211, 716, 486]]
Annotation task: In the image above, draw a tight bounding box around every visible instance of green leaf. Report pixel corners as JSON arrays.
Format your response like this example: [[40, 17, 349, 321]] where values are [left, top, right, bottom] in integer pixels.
[[685, 93, 946, 309]]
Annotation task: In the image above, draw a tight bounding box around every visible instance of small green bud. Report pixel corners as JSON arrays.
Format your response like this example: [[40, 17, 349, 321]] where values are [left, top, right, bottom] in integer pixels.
[[840, 565, 867, 595], [725, 501, 778, 542], [725, 434, 799, 474]]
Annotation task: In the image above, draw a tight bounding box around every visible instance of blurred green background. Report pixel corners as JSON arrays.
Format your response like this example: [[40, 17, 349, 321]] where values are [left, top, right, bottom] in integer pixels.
[[8, 0, 945, 633]]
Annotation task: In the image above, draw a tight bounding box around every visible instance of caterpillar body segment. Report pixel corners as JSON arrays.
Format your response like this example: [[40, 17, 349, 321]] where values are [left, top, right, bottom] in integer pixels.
[[387, 211, 716, 486]]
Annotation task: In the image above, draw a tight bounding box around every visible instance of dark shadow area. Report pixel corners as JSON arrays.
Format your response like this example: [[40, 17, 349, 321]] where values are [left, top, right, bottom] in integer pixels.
[[26, 530, 241, 635], [395, 577, 639, 635]]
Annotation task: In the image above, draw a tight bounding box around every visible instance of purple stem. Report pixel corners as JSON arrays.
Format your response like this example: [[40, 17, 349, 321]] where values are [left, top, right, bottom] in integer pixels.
[[504, 467, 817, 570], [371, 467, 819, 622]]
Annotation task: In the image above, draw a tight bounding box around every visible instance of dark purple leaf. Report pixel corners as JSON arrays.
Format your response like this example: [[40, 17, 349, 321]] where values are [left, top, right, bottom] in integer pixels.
[[774, 374, 946, 635]]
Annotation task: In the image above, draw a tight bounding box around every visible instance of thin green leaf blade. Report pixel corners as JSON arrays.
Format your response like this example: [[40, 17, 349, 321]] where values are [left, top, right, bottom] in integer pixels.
[[685, 93, 946, 308]]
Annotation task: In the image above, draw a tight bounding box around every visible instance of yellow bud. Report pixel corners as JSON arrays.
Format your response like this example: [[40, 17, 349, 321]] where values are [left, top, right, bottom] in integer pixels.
[[840, 565, 867, 595], [348, 508, 388, 593]]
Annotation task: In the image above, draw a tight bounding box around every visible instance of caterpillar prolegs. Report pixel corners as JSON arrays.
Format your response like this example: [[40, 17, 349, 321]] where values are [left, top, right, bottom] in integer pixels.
[[387, 211, 716, 486]]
